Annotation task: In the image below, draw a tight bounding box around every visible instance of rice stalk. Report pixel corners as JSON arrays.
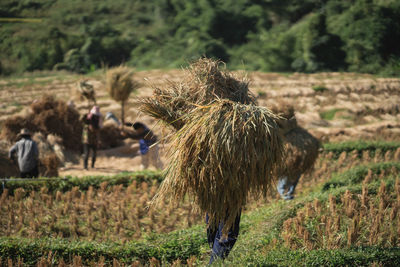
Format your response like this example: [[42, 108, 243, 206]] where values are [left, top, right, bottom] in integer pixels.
[[106, 66, 140, 125], [139, 58, 255, 130], [152, 100, 283, 232]]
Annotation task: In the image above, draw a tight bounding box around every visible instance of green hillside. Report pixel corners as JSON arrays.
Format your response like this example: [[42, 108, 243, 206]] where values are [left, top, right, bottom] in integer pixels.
[[1, 0, 400, 75]]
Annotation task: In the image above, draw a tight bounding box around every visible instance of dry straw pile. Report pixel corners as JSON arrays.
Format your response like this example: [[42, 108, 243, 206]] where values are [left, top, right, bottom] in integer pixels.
[[106, 66, 140, 125], [141, 58, 255, 130], [33, 133, 61, 177], [0, 141, 19, 178], [76, 79, 96, 105], [1, 95, 82, 152], [269, 101, 320, 181], [140, 58, 283, 231]]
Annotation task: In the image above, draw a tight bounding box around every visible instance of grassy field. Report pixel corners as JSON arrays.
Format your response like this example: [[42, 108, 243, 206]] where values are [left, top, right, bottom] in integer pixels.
[[1, 68, 400, 265], [1, 141, 400, 266]]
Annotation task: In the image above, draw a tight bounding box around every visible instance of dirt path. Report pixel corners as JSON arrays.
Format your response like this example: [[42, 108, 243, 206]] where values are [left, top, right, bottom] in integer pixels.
[[59, 142, 167, 177]]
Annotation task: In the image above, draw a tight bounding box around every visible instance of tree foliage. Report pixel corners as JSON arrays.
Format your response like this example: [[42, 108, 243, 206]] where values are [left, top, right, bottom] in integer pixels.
[[0, 0, 399, 75]]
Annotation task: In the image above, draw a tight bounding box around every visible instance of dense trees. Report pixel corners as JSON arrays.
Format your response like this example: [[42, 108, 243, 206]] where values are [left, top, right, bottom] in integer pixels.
[[0, 0, 399, 75]]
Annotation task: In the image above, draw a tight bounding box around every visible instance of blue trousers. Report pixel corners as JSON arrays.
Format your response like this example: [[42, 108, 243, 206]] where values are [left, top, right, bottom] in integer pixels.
[[277, 175, 300, 200], [206, 212, 241, 265]]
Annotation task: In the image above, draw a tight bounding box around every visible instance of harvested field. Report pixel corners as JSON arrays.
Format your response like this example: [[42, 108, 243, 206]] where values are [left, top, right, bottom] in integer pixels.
[[0, 71, 399, 177]]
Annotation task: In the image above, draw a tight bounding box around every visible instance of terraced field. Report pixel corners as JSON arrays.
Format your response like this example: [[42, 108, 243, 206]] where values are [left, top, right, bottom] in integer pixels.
[[1, 71, 399, 141], [1, 70, 400, 265]]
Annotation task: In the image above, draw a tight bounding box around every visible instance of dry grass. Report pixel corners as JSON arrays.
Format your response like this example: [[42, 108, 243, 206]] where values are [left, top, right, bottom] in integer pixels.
[[0, 143, 19, 177], [0, 181, 201, 242], [140, 58, 256, 130], [282, 173, 400, 250], [76, 79, 96, 105], [153, 100, 283, 233], [141, 58, 283, 233], [1, 95, 82, 152], [267, 100, 320, 184], [106, 66, 139, 102], [106, 66, 140, 125], [280, 127, 320, 180], [32, 132, 60, 176], [268, 99, 297, 133]]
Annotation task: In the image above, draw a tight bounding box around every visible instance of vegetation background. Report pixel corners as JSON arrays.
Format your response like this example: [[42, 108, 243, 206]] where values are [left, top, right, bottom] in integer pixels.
[[1, 0, 400, 76]]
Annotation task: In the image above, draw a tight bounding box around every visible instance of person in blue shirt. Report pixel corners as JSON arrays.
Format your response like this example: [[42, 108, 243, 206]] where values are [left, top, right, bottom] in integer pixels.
[[121, 122, 163, 170]]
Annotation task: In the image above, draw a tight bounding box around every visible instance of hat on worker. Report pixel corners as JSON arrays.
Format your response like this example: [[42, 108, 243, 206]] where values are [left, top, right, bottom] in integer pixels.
[[19, 128, 31, 137]]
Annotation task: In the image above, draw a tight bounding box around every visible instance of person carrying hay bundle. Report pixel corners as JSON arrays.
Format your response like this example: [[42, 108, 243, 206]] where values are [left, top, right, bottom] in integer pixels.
[[270, 102, 320, 200], [81, 106, 103, 170], [106, 66, 140, 126], [120, 122, 163, 170], [139, 58, 284, 264], [77, 79, 96, 106], [8, 128, 39, 178]]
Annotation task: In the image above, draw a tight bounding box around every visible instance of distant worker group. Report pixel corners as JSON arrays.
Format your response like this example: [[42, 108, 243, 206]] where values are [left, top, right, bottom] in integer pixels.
[[80, 105, 163, 171]]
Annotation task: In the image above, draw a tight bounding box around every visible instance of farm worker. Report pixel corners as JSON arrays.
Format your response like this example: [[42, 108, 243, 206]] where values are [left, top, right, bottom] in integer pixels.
[[82, 106, 103, 170], [277, 175, 299, 200], [120, 122, 163, 170], [8, 128, 39, 178], [206, 211, 241, 264]]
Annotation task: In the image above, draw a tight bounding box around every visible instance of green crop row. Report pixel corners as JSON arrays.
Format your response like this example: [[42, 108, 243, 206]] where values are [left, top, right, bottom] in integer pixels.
[[0, 225, 206, 266], [0, 170, 163, 195], [234, 247, 400, 267], [323, 140, 400, 158], [322, 161, 400, 191]]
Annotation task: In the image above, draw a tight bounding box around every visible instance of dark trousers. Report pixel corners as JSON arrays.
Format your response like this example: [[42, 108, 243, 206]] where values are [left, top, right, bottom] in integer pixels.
[[206, 211, 241, 265], [83, 143, 97, 169], [20, 165, 39, 178]]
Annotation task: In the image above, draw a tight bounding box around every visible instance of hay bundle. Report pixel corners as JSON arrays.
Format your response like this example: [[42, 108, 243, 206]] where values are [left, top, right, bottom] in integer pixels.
[[0, 153, 19, 178], [47, 134, 66, 164], [33, 132, 60, 177], [140, 58, 255, 130], [98, 124, 124, 149], [1, 95, 82, 152], [31, 96, 82, 151], [40, 154, 59, 177], [0, 141, 19, 178], [106, 66, 140, 125], [0, 116, 38, 143], [280, 127, 320, 181], [269, 100, 297, 133], [153, 100, 283, 232], [268, 101, 320, 181], [183, 58, 255, 105], [140, 83, 192, 130], [76, 79, 96, 104]]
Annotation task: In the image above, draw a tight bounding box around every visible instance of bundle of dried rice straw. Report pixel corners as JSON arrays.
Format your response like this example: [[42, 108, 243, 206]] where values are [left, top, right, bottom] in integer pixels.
[[106, 66, 139, 102], [106, 66, 140, 125], [77, 79, 96, 104], [140, 58, 255, 130], [154, 100, 283, 231], [269, 99, 297, 133], [140, 58, 284, 232], [269, 101, 320, 181], [280, 127, 320, 180]]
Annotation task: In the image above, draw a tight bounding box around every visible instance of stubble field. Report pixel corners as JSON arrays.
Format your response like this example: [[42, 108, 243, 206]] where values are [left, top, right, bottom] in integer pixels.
[[0, 69, 400, 266]]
